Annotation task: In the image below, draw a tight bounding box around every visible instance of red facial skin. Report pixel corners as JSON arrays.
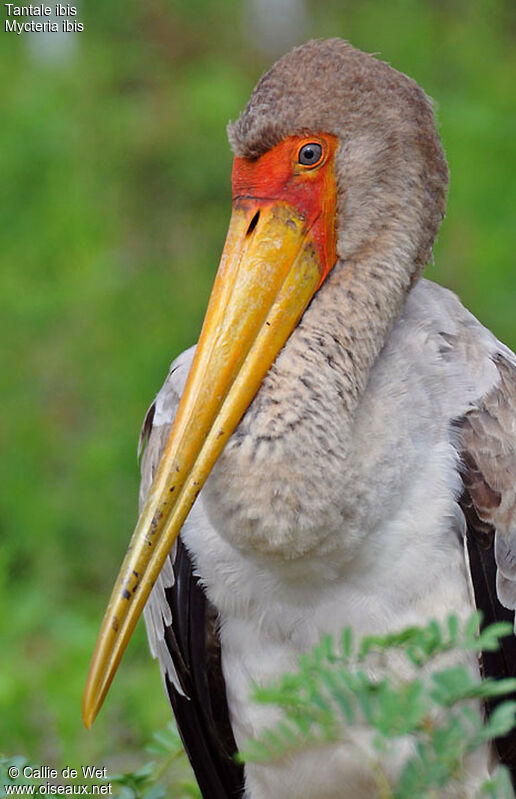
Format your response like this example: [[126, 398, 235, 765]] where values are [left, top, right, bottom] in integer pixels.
[[231, 134, 339, 287]]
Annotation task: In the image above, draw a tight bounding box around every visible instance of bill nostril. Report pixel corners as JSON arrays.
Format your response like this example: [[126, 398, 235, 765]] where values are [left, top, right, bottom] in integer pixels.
[[246, 211, 260, 236]]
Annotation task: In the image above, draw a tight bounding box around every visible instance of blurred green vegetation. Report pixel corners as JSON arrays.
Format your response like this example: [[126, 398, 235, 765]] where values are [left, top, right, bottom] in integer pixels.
[[1, 0, 514, 793]]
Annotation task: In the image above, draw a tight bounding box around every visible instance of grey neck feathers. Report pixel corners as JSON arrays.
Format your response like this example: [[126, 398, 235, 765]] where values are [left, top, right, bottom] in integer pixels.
[[304, 218, 419, 423]]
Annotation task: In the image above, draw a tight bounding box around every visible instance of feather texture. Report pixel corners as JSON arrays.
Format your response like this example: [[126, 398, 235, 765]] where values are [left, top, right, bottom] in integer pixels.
[[456, 353, 516, 776]]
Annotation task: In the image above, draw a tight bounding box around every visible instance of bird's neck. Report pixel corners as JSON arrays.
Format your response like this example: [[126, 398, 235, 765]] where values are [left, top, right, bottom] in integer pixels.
[[309, 243, 415, 415]]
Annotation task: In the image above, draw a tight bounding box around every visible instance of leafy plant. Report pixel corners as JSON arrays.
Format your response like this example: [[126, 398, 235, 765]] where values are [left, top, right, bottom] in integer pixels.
[[0, 727, 199, 799], [107, 724, 201, 799], [240, 613, 516, 798]]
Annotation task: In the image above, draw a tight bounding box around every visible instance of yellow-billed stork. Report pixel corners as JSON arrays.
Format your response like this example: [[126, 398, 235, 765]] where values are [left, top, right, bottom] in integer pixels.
[[83, 39, 516, 798]]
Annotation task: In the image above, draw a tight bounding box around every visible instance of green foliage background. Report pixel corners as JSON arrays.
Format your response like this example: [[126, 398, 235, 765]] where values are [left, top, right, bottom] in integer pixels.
[[1, 0, 515, 791]]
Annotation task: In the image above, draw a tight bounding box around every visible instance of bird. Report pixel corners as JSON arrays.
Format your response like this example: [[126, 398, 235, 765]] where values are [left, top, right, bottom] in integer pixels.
[[82, 38, 516, 798]]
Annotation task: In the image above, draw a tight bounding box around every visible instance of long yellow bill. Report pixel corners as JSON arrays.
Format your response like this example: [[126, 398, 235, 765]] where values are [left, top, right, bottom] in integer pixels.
[[83, 134, 338, 728]]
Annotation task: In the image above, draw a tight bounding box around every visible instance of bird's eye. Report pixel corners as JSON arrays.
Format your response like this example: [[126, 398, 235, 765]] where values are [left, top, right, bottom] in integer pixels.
[[298, 142, 323, 167]]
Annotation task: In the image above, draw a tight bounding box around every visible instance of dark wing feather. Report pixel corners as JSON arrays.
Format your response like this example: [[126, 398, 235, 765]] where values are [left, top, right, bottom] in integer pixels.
[[139, 350, 244, 799], [457, 353, 516, 773], [164, 539, 244, 798], [463, 495, 516, 773]]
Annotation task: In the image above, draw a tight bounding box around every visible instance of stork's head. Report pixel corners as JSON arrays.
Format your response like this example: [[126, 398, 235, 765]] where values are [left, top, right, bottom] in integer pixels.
[[83, 39, 449, 727], [229, 38, 448, 277]]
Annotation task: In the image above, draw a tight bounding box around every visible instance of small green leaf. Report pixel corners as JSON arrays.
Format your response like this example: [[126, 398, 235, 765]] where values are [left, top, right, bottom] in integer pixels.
[[474, 702, 516, 743], [447, 614, 460, 643], [478, 765, 514, 799], [341, 627, 353, 659], [473, 623, 514, 652]]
